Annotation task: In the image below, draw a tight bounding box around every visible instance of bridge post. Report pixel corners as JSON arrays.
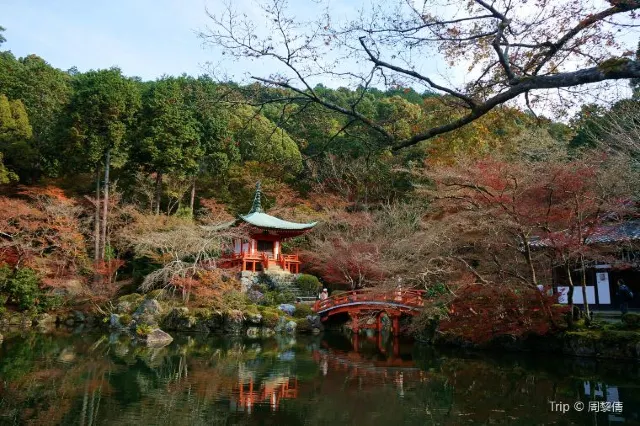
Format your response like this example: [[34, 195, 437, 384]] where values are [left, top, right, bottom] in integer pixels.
[[392, 316, 400, 335]]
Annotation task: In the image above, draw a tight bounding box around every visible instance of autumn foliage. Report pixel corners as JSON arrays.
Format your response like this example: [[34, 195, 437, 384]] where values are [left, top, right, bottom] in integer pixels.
[[439, 284, 569, 344]]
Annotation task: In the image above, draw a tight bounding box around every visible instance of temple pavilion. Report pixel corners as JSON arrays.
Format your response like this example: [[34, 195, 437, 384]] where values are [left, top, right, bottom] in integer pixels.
[[228, 183, 316, 273]]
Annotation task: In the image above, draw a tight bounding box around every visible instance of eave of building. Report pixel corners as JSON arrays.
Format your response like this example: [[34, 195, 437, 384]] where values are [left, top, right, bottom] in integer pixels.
[[238, 211, 317, 231]]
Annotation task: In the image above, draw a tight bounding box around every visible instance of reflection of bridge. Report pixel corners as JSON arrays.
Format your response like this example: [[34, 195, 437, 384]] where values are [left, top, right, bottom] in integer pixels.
[[313, 289, 426, 335], [234, 377, 298, 413]]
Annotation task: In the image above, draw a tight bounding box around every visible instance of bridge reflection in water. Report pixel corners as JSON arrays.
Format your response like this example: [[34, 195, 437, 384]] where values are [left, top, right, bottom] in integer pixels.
[[229, 333, 420, 413]]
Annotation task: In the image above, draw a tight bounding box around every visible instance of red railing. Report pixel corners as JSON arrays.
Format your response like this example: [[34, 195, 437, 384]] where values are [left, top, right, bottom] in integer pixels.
[[313, 289, 426, 313]]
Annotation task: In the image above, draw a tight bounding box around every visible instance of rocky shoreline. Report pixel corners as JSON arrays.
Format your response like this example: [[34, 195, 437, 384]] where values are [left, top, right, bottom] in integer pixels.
[[428, 329, 640, 361], [0, 292, 324, 348]]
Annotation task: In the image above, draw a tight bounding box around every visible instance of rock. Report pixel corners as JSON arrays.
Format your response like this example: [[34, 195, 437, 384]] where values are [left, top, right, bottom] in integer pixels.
[[224, 310, 244, 334], [278, 304, 296, 316], [306, 315, 322, 329], [0, 333, 3, 342], [312, 327, 321, 335], [245, 312, 262, 325], [109, 314, 123, 329], [162, 307, 194, 331], [65, 319, 75, 327], [115, 301, 132, 314], [138, 328, 173, 348], [285, 320, 297, 334], [73, 311, 86, 323], [246, 327, 261, 338], [247, 290, 264, 303], [135, 299, 163, 316], [34, 313, 56, 326]]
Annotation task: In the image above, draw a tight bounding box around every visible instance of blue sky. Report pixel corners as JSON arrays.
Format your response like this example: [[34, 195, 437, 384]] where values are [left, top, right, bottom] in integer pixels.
[[0, 0, 234, 79]]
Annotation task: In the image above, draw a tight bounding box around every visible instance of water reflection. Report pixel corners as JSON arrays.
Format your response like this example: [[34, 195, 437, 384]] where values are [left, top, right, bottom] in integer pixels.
[[0, 331, 639, 425]]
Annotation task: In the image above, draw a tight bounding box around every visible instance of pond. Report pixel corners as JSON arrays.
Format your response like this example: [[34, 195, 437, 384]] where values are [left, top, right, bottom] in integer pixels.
[[0, 331, 639, 425]]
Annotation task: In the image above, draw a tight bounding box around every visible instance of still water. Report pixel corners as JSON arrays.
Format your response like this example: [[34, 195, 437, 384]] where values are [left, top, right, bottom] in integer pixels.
[[0, 331, 639, 425]]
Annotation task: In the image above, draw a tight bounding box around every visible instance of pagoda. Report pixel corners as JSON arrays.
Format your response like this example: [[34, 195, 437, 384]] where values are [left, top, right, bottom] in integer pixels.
[[229, 182, 316, 273]]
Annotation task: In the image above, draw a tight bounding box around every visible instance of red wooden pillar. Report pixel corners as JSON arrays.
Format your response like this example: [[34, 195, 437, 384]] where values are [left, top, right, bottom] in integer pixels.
[[376, 313, 382, 332], [252, 261, 256, 272], [392, 316, 400, 335]]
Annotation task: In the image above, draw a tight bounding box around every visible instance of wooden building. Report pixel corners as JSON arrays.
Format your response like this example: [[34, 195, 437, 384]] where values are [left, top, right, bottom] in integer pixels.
[[227, 183, 316, 273]]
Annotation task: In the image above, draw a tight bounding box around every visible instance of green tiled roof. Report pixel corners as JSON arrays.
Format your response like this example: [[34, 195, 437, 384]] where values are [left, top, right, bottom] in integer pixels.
[[239, 211, 317, 230]]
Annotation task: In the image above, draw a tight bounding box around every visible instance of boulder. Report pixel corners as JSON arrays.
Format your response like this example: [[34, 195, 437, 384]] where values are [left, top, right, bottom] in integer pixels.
[[285, 320, 297, 334], [245, 312, 262, 325], [73, 311, 86, 323], [138, 328, 173, 348], [135, 299, 163, 316], [115, 301, 132, 314], [34, 313, 56, 326], [224, 310, 244, 334], [247, 290, 264, 303], [278, 304, 296, 316], [162, 307, 195, 331]]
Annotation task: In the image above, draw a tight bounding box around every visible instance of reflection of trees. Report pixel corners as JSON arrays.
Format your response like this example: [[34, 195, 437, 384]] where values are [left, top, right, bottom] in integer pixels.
[[1, 332, 639, 424]]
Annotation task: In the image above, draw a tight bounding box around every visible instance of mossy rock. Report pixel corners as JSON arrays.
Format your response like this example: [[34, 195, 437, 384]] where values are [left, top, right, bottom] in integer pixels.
[[262, 310, 280, 328], [295, 317, 313, 333], [622, 313, 640, 329], [118, 293, 144, 305], [293, 303, 314, 318]]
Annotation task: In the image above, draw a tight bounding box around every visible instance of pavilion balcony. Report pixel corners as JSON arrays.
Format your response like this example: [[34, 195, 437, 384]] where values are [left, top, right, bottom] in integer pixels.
[[221, 252, 301, 274]]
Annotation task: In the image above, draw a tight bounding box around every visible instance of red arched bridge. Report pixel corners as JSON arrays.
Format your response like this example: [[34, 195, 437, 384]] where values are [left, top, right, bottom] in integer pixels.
[[313, 289, 427, 335]]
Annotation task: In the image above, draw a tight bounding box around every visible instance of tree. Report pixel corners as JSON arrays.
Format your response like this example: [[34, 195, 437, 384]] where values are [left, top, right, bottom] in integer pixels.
[[0, 94, 35, 180], [132, 77, 202, 214], [202, 0, 640, 151], [61, 68, 141, 261], [0, 52, 71, 178], [0, 26, 5, 47]]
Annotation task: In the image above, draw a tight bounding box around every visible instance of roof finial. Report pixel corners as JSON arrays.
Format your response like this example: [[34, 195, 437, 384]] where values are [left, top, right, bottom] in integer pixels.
[[249, 181, 264, 214]]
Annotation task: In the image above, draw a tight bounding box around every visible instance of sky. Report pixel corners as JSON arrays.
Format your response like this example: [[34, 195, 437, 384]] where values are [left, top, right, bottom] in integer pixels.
[[0, 0, 634, 108], [0, 0, 245, 80]]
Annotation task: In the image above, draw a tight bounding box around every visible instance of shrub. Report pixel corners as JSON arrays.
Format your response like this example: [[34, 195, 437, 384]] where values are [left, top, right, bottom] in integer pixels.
[[222, 290, 249, 311], [261, 308, 280, 328], [3, 267, 40, 310], [136, 324, 153, 336], [296, 274, 322, 296], [261, 290, 295, 306], [293, 303, 314, 318], [621, 313, 640, 329]]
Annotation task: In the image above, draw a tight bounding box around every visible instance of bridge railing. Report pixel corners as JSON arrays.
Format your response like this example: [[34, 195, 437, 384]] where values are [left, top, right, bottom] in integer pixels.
[[313, 289, 426, 313]]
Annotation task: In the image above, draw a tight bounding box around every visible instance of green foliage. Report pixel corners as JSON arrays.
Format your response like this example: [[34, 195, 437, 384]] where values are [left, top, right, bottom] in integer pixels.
[[174, 206, 193, 219], [295, 317, 313, 333], [293, 303, 314, 318], [222, 290, 249, 311], [136, 323, 153, 336], [296, 274, 322, 296], [260, 308, 280, 328], [60, 67, 141, 173], [0, 266, 53, 311], [425, 283, 448, 298], [261, 290, 295, 306]]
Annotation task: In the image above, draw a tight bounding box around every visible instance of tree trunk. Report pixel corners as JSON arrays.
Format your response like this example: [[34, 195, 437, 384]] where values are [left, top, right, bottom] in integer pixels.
[[100, 149, 110, 262], [154, 171, 163, 215], [580, 253, 591, 322], [94, 168, 101, 262], [565, 261, 575, 328], [190, 179, 196, 213]]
